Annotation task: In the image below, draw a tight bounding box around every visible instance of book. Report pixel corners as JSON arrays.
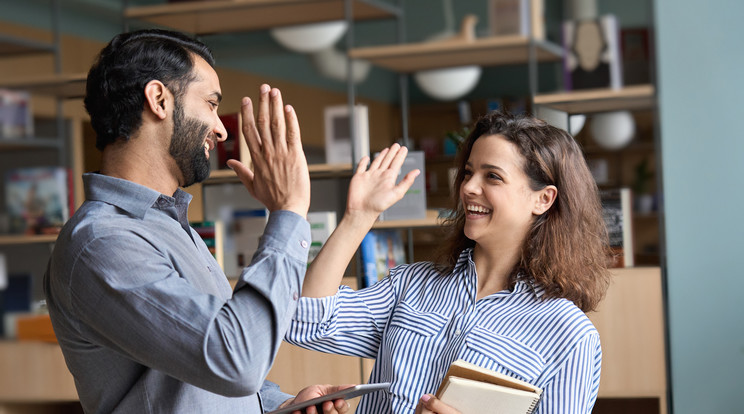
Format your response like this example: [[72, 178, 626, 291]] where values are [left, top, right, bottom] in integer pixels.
[[360, 231, 379, 288], [0, 89, 33, 139], [307, 211, 337, 265], [435, 359, 542, 414], [562, 15, 623, 90], [360, 230, 407, 288], [190, 220, 225, 270], [379, 151, 426, 221], [4, 167, 72, 234], [323, 104, 370, 165], [599, 188, 634, 267]]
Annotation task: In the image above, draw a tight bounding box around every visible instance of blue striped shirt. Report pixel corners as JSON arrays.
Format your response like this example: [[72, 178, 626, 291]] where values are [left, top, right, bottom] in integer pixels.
[[286, 248, 601, 413]]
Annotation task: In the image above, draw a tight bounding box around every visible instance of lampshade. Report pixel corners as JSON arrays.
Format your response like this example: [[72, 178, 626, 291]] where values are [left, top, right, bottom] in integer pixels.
[[536, 105, 586, 136], [270, 20, 348, 53], [311, 47, 371, 84], [589, 111, 636, 150], [414, 66, 482, 101]]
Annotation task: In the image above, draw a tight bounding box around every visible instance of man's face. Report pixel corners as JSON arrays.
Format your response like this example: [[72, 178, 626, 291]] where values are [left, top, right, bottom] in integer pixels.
[[167, 56, 225, 187], [169, 99, 211, 187]]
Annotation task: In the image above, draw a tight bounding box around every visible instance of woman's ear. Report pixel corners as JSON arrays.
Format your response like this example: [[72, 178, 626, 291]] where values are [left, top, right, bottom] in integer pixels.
[[533, 185, 557, 216], [143, 80, 169, 120]]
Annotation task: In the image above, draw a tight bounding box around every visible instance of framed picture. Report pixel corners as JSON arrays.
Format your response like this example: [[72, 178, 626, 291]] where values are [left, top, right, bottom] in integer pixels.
[[324, 104, 370, 165]]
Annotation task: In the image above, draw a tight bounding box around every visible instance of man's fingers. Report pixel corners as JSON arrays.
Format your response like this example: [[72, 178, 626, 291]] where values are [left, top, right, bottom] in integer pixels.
[[226, 159, 255, 195], [269, 87, 287, 152], [240, 97, 262, 158], [257, 84, 274, 154], [284, 104, 302, 151]]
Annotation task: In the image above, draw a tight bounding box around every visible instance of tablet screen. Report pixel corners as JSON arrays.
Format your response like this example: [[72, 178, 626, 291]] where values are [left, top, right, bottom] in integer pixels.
[[266, 382, 391, 414]]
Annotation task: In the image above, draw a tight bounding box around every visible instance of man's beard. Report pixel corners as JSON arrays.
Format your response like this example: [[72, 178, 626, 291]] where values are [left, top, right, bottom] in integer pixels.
[[169, 102, 212, 187]]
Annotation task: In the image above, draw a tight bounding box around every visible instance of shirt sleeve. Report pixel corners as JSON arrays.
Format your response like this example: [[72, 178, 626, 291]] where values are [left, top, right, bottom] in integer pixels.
[[536, 332, 602, 414], [285, 273, 399, 359], [67, 210, 310, 397], [259, 380, 294, 412]]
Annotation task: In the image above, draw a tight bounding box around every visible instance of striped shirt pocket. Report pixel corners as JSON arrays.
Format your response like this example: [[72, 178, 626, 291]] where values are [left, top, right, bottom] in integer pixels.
[[464, 326, 546, 382], [388, 301, 449, 337]]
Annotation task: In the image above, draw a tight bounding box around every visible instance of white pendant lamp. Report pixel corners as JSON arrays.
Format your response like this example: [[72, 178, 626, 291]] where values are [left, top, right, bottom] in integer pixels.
[[270, 20, 348, 54]]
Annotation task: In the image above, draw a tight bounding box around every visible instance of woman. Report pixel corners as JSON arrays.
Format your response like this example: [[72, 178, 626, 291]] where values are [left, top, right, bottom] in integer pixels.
[[288, 111, 612, 414]]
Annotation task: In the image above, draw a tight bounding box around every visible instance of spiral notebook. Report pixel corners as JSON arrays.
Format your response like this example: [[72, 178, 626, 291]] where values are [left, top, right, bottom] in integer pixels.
[[435, 360, 542, 414]]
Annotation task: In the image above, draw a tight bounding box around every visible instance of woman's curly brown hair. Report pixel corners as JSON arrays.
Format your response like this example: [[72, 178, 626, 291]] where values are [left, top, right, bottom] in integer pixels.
[[434, 111, 612, 312]]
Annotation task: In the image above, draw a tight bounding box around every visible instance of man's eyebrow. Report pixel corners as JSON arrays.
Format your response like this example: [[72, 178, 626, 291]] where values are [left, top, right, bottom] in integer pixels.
[[211, 92, 222, 103]]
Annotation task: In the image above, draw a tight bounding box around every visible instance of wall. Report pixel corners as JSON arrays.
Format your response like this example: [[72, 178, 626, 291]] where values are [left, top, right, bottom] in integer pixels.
[[655, 0, 744, 412]]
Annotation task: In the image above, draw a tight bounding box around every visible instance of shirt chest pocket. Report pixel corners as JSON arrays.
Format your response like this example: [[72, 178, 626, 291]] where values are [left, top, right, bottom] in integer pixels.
[[387, 301, 449, 337], [463, 326, 546, 382]]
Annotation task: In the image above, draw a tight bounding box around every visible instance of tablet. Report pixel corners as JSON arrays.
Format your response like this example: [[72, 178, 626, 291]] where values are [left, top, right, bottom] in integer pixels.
[[266, 382, 391, 414]]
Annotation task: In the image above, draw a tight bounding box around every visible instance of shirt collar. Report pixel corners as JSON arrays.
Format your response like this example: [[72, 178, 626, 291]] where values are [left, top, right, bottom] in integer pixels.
[[459, 247, 544, 298], [83, 172, 193, 219]]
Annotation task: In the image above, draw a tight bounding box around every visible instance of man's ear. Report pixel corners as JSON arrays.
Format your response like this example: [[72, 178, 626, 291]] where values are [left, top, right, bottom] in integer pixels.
[[143, 80, 169, 120], [533, 185, 557, 216]]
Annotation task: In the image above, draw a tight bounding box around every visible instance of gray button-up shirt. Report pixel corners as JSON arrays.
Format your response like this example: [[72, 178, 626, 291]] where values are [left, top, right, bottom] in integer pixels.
[[44, 173, 310, 413]]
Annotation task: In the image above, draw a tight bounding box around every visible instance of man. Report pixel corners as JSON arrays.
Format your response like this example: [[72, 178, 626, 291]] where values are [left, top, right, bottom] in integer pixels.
[[44, 29, 350, 414]]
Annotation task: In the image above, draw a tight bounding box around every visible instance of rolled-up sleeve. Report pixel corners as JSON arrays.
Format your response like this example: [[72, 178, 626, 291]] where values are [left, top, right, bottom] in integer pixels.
[[285, 275, 398, 359]]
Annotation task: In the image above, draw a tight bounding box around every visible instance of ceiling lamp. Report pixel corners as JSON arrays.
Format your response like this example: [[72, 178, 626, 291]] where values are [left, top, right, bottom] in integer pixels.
[[311, 47, 371, 84], [590, 110, 636, 150], [270, 20, 348, 54], [414, 66, 482, 101], [536, 105, 586, 136]]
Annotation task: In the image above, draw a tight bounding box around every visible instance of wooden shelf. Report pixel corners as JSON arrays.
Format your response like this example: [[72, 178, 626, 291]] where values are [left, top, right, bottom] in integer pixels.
[[534, 84, 656, 114], [0, 73, 87, 99], [372, 209, 443, 229], [0, 137, 62, 151], [349, 35, 563, 73], [125, 0, 398, 35], [0, 33, 54, 57], [0, 234, 58, 245], [205, 163, 353, 184]]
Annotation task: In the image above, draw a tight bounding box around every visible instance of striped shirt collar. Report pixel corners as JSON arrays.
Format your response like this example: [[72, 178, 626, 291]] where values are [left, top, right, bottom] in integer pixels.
[[459, 247, 544, 299]]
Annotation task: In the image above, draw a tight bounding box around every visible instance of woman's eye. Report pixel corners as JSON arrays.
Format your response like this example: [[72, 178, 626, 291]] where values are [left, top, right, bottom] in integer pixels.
[[488, 173, 503, 181]]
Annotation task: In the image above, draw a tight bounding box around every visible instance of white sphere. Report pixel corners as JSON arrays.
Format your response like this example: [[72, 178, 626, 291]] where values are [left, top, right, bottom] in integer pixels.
[[270, 21, 348, 54], [414, 66, 482, 101], [590, 111, 636, 150]]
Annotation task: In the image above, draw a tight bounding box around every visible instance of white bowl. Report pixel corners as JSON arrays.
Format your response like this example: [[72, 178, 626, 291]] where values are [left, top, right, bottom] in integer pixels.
[[414, 66, 482, 101], [270, 21, 348, 54]]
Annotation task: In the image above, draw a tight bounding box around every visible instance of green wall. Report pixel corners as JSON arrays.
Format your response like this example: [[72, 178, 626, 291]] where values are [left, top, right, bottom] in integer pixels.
[[655, 0, 744, 411]]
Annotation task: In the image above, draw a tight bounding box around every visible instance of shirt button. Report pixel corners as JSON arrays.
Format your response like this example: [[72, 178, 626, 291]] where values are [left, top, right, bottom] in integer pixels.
[[293, 292, 299, 300], [455, 329, 461, 335], [300, 240, 308, 249]]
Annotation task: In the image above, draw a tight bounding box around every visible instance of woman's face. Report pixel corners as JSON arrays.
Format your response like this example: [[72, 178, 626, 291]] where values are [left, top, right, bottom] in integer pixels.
[[459, 134, 546, 250]]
